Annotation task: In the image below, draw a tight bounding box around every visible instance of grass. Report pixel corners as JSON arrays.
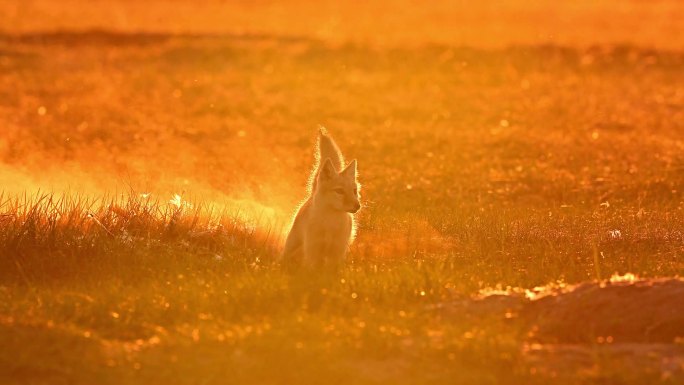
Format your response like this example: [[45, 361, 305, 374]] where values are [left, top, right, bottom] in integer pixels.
[[0, 193, 526, 384], [0, 191, 681, 384], [1, 1, 684, 384]]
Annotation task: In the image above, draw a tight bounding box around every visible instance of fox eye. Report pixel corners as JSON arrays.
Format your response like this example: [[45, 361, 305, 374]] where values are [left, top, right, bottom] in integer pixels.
[[334, 188, 344, 195]]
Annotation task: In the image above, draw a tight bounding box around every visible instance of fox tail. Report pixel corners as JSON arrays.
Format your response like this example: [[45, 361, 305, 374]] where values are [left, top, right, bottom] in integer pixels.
[[310, 126, 344, 192]]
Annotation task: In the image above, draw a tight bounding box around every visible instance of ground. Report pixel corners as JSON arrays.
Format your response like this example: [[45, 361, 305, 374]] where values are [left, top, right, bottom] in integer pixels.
[[0, 1, 683, 384]]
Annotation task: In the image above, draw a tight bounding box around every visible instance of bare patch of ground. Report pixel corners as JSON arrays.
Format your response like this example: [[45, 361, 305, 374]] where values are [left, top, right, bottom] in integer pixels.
[[523, 277, 684, 344], [441, 277, 684, 381]]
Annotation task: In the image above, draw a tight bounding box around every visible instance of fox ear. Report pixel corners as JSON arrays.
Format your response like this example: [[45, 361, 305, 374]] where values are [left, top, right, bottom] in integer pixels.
[[341, 159, 357, 179], [319, 158, 336, 182]]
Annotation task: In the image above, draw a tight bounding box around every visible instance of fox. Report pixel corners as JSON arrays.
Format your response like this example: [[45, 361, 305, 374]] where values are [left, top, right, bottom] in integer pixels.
[[282, 127, 361, 269]]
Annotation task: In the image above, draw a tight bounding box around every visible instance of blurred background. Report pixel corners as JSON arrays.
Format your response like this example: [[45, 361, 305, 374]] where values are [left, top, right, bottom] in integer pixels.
[[3, 1, 684, 48], [1, 1, 683, 227]]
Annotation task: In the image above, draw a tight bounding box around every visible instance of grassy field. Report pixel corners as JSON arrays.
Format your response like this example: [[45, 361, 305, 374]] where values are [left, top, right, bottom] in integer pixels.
[[1, 1, 684, 384]]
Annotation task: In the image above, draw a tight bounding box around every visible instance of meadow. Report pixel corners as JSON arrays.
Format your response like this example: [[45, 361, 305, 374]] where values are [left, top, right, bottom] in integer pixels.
[[1, 1, 683, 384]]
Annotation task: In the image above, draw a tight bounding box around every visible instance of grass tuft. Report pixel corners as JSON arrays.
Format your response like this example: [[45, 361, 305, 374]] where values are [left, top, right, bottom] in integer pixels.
[[0, 193, 278, 284]]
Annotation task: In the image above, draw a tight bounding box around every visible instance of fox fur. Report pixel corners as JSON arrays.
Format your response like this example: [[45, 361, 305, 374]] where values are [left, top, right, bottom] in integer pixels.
[[282, 127, 361, 268]]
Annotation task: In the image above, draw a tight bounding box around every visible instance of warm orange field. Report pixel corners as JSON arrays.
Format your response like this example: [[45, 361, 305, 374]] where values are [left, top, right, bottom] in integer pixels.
[[1, 1, 683, 384]]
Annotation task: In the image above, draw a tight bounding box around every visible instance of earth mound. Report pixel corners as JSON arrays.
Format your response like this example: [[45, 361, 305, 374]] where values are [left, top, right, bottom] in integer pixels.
[[522, 277, 684, 344]]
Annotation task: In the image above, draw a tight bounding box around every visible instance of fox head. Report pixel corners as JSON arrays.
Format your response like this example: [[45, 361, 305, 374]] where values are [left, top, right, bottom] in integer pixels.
[[315, 158, 361, 213]]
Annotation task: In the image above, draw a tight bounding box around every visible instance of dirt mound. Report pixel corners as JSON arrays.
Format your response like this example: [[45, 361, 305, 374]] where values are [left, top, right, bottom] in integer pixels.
[[522, 278, 684, 344], [452, 278, 684, 381]]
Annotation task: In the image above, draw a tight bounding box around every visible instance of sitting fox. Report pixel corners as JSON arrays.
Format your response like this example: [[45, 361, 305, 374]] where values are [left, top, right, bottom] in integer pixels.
[[282, 127, 361, 268]]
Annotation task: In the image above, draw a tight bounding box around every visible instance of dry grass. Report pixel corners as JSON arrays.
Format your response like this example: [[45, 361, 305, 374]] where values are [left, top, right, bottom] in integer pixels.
[[0, 193, 277, 284], [0, 193, 682, 384], [1, 1, 684, 384]]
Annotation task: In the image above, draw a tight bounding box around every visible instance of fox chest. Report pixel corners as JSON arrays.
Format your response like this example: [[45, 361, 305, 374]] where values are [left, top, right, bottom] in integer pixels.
[[305, 213, 352, 245]]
